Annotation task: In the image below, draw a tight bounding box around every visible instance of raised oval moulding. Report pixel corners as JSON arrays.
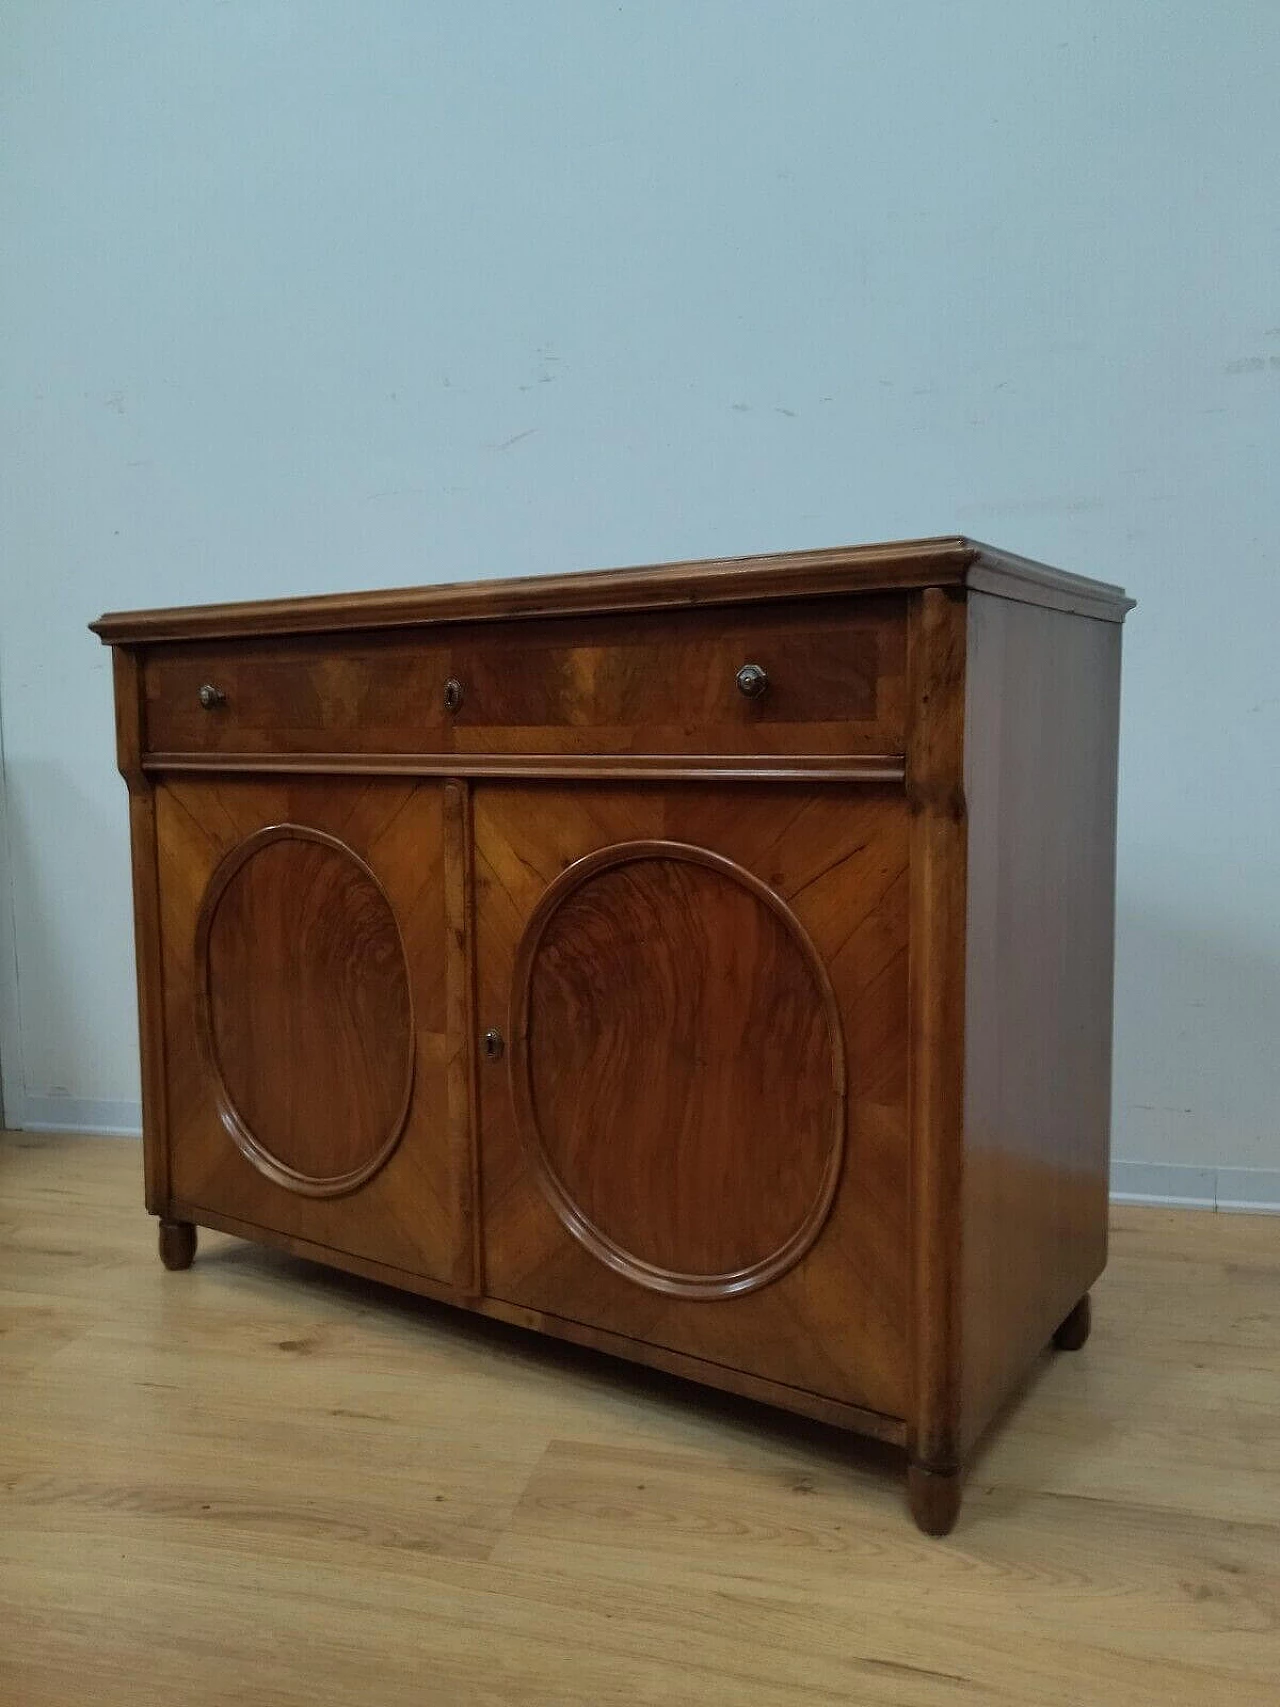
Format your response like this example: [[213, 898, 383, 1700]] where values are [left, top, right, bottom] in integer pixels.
[[509, 839, 848, 1299], [193, 823, 416, 1198]]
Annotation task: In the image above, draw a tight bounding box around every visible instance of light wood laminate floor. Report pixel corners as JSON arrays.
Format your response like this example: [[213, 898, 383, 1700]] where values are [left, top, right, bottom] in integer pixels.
[[2, 1131, 1277, 1706]]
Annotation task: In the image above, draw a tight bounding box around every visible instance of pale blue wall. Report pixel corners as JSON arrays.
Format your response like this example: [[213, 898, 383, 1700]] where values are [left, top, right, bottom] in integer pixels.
[[2, 4, 1278, 1195]]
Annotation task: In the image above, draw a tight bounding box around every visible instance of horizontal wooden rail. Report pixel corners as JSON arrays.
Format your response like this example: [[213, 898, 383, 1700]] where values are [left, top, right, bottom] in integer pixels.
[[143, 751, 908, 784]]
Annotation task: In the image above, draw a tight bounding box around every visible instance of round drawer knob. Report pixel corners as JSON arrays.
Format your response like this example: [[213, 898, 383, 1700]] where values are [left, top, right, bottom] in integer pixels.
[[735, 662, 769, 699], [444, 678, 464, 713], [198, 683, 226, 710]]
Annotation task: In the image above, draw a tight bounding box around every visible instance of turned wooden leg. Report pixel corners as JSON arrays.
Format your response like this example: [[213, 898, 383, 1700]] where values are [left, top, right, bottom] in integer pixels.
[[1052, 1292, 1091, 1351], [158, 1218, 196, 1271], [907, 1460, 963, 1537]]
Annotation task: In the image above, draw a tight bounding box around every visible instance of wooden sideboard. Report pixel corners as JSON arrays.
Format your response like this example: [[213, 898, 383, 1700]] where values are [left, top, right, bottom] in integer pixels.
[[92, 535, 1132, 1535]]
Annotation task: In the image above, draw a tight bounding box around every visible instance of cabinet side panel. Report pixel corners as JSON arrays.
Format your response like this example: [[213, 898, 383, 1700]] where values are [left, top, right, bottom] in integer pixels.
[[960, 593, 1122, 1452]]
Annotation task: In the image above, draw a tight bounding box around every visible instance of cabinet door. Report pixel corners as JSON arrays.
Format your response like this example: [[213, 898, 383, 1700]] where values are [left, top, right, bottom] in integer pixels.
[[475, 782, 911, 1420], [155, 775, 463, 1284]]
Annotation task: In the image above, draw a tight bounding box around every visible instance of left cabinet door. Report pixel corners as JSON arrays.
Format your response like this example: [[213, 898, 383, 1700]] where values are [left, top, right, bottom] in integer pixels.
[[153, 775, 465, 1284]]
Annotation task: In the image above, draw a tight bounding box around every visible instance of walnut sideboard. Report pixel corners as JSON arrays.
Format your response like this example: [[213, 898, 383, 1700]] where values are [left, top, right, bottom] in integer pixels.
[[92, 536, 1132, 1535]]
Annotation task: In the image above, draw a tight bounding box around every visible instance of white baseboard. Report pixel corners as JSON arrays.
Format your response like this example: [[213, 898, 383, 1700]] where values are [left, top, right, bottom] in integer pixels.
[[1109, 1160, 1215, 1210], [1109, 1159, 1280, 1214], [8, 1105, 1279, 1214], [16, 1096, 144, 1139]]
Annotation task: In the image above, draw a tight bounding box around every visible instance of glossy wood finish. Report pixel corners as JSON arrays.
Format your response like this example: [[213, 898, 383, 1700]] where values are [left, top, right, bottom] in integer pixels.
[[448, 597, 906, 758], [442, 780, 482, 1297], [142, 750, 907, 784], [905, 587, 970, 1483], [195, 825, 415, 1196], [156, 1217, 195, 1271], [93, 536, 1131, 1534], [907, 1460, 963, 1538], [154, 776, 460, 1284], [475, 782, 911, 1417], [511, 840, 846, 1298], [112, 647, 171, 1214], [142, 630, 451, 756], [141, 597, 907, 762], [1053, 1292, 1093, 1351], [91, 533, 1131, 643], [958, 591, 1122, 1453], [7, 1135, 1278, 1707]]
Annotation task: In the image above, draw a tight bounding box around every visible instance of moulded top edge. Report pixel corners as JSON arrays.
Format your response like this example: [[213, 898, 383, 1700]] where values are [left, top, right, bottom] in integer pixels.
[[89, 534, 1133, 645]]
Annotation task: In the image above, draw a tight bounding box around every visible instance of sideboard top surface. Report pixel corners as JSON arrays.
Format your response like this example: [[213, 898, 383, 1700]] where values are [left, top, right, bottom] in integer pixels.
[[91, 534, 1133, 647]]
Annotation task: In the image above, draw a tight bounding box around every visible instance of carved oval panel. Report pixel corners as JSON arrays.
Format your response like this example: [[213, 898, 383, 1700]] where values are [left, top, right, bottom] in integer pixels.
[[195, 826, 414, 1196], [511, 842, 846, 1298]]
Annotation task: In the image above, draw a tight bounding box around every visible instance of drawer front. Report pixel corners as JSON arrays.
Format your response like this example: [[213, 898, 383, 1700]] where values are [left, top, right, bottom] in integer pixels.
[[143, 632, 453, 755], [142, 596, 906, 760], [449, 595, 906, 757]]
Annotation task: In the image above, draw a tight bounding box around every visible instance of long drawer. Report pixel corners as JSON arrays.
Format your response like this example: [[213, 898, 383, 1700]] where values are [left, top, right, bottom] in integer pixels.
[[142, 595, 907, 760]]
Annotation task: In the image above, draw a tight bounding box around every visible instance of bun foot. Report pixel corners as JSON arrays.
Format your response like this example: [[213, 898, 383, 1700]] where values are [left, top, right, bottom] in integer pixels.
[[908, 1460, 962, 1537], [158, 1218, 196, 1271], [1052, 1292, 1091, 1351]]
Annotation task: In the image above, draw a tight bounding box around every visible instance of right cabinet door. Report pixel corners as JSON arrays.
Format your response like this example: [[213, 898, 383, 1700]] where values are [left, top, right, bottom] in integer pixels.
[[474, 781, 911, 1422]]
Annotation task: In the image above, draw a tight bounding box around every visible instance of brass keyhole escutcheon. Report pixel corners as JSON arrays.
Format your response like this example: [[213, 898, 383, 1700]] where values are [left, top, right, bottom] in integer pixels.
[[444, 678, 464, 714], [482, 1028, 504, 1062]]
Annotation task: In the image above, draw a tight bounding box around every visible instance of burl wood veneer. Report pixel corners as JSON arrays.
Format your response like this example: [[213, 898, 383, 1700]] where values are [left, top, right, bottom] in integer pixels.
[[92, 535, 1132, 1535]]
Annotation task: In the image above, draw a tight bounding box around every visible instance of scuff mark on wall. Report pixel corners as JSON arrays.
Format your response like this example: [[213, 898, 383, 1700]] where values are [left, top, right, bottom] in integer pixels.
[[493, 428, 539, 451]]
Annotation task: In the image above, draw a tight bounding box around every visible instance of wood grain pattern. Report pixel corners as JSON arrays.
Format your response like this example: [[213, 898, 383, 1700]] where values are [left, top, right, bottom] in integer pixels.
[[141, 630, 451, 755], [511, 842, 845, 1297], [905, 587, 969, 1479], [476, 782, 912, 1420], [142, 751, 907, 783], [448, 597, 905, 759], [443, 780, 482, 1295], [93, 539, 1131, 1536], [111, 646, 171, 1213], [140, 597, 907, 762], [958, 590, 1123, 1452], [4, 1134, 1276, 1707], [90, 533, 1132, 643], [195, 826, 415, 1196], [156, 777, 459, 1283]]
